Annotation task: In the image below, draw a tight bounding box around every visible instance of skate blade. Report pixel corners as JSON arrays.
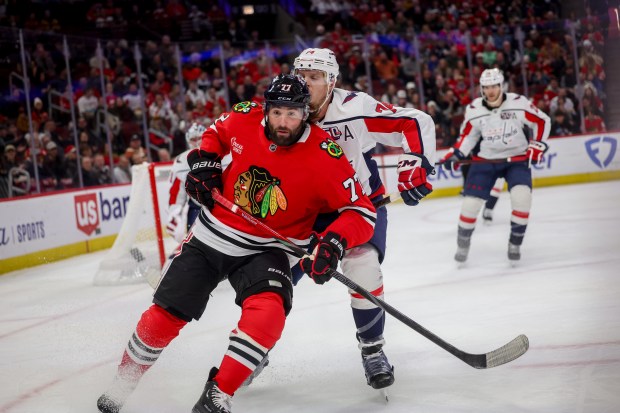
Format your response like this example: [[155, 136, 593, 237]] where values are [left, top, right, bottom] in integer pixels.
[[509, 260, 519, 268], [380, 388, 389, 402]]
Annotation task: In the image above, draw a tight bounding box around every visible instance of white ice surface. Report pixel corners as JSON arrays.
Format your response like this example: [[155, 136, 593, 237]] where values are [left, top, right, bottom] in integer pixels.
[[1, 180, 619, 413]]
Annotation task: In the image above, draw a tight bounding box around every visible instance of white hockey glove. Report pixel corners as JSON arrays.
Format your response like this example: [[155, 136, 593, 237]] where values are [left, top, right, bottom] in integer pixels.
[[166, 204, 186, 243]]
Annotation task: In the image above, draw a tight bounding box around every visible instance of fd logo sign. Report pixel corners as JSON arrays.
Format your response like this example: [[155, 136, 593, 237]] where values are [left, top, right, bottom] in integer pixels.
[[74, 193, 99, 236], [585, 136, 617, 169]]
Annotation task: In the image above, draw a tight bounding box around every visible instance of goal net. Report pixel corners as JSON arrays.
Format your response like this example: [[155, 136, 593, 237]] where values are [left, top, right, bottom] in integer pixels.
[[94, 162, 179, 286]]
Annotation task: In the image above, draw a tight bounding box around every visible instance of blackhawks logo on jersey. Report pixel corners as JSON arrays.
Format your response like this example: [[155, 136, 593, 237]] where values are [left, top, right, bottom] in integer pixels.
[[233, 166, 287, 218], [320, 139, 344, 159], [232, 101, 258, 113]]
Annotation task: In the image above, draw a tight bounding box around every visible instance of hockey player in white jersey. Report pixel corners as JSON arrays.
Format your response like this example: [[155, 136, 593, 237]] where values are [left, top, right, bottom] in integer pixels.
[[440, 68, 550, 264], [291, 48, 436, 391], [165, 123, 206, 242]]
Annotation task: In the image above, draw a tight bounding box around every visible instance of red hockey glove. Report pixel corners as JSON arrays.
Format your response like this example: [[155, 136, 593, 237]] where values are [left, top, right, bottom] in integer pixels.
[[185, 149, 222, 209], [439, 147, 465, 171], [397, 153, 434, 206], [526, 141, 548, 166], [300, 232, 347, 284]]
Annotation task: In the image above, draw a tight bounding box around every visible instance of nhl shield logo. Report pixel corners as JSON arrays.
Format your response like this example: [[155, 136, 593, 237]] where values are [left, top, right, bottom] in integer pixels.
[[585, 136, 617, 169]]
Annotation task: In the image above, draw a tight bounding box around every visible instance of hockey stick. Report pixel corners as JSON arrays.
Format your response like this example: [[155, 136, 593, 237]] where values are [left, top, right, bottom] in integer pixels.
[[211, 189, 529, 369], [435, 155, 529, 166]]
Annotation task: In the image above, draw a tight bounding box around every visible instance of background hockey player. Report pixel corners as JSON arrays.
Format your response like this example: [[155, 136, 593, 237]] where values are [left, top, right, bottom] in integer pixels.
[[289, 48, 436, 392], [441, 68, 550, 264], [460, 160, 505, 224], [165, 123, 207, 243], [96, 74, 375, 413], [166, 123, 232, 244]]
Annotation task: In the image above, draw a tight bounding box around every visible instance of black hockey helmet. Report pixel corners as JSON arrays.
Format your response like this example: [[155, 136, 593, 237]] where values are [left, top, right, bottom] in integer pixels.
[[263, 73, 311, 112]]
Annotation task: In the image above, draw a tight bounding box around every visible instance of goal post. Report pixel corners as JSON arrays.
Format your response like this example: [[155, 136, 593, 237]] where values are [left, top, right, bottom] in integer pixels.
[[94, 162, 178, 286]]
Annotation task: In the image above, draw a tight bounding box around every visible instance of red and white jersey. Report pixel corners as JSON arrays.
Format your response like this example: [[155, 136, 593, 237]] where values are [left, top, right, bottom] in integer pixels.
[[317, 88, 436, 198], [168, 149, 192, 210], [194, 102, 376, 258], [455, 93, 551, 159]]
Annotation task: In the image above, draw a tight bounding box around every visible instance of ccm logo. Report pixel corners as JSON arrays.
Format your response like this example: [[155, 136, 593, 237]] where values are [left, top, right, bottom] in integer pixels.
[[192, 161, 221, 170], [397, 157, 420, 170]]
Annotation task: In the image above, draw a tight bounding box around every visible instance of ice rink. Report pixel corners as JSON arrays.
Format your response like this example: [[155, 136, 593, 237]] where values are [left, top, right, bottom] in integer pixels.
[[1, 180, 619, 413]]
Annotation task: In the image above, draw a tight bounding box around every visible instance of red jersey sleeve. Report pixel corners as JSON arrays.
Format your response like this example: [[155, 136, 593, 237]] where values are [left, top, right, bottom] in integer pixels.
[[200, 112, 233, 157]]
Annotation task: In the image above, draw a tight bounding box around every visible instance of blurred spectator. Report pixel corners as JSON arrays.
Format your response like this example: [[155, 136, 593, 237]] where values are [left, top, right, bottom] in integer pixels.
[[43, 141, 64, 188], [186, 81, 207, 107], [396, 90, 414, 108], [122, 83, 142, 118], [550, 111, 573, 136], [80, 156, 100, 187], [113, 154, 132, 183], [157, 148, 171, 162], [77, 88, 100, 128], [93, 153, 112, 185], [584, 108, 606, 133]]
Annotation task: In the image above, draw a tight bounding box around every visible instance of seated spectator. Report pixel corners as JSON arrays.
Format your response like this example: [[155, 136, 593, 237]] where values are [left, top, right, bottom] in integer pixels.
[[91, 153, 112, 185], [122, 83, 142, 118], [157, 148, 171, 162], [396, 90, 414, 108], [43, 141, 64, 188], [584, 108, 606, 133], [550, 111, 573, 137], [113, 154, 132, 183], [61, 145, 78, 188], [186, 81, 207, 107], [77, 87, 100, 128], [79, 156, 100, 187]]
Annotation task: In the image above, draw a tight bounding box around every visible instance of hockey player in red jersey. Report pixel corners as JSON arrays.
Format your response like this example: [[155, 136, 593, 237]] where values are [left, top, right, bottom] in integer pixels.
[[441, 68, 550, 264], [96, 74, 376, 413]]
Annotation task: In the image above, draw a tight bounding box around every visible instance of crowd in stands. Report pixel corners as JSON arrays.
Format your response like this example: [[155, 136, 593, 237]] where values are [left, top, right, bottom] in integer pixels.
[[0, 0, 612, 198]]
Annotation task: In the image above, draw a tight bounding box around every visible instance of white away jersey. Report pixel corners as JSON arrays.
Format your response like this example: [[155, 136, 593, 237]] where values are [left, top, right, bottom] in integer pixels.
[[317, 88, 436, 197], [455, 93, 551, 159]]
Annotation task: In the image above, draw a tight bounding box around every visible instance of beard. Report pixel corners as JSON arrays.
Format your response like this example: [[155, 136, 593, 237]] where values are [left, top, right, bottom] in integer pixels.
[[267, 123, 306, 146]]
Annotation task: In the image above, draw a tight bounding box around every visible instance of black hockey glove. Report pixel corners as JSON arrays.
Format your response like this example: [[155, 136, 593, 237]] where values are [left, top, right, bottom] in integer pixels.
[[185, 149, 222, 209], [397, 153, 434, 206], [300, 232, 347, 285], [439, 147, 466, 170]]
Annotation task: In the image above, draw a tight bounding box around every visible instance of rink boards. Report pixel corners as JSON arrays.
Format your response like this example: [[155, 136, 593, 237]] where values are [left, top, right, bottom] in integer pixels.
[[1, 131, 619, 274]]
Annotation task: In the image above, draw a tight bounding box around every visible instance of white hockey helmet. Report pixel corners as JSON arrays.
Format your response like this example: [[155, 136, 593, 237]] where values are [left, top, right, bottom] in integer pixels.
[[293, 48, 339, 84], [185, 123, 206, 149], [479, 68, 506, 99]]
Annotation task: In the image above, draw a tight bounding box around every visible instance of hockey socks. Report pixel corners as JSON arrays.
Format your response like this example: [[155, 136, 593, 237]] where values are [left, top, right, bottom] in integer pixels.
[[99, 305, 187, 412], [352, 306, 386, 342], [215, 292, 285, 395]]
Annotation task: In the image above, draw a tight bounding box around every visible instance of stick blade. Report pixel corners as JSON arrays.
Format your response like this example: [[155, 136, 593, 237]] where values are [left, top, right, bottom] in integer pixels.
[[484, 334, 529, 368]]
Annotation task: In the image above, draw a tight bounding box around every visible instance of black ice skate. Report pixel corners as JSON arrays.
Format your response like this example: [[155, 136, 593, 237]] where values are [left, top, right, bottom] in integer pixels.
[[482, 208, 493, 224], [360, 340, 395, 390], [97, 370, 140, 413], [508, 243, 521, 262], [97, 394, 121, 413], [192, 367, 233, 413], [240, 353, 269, 387]]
